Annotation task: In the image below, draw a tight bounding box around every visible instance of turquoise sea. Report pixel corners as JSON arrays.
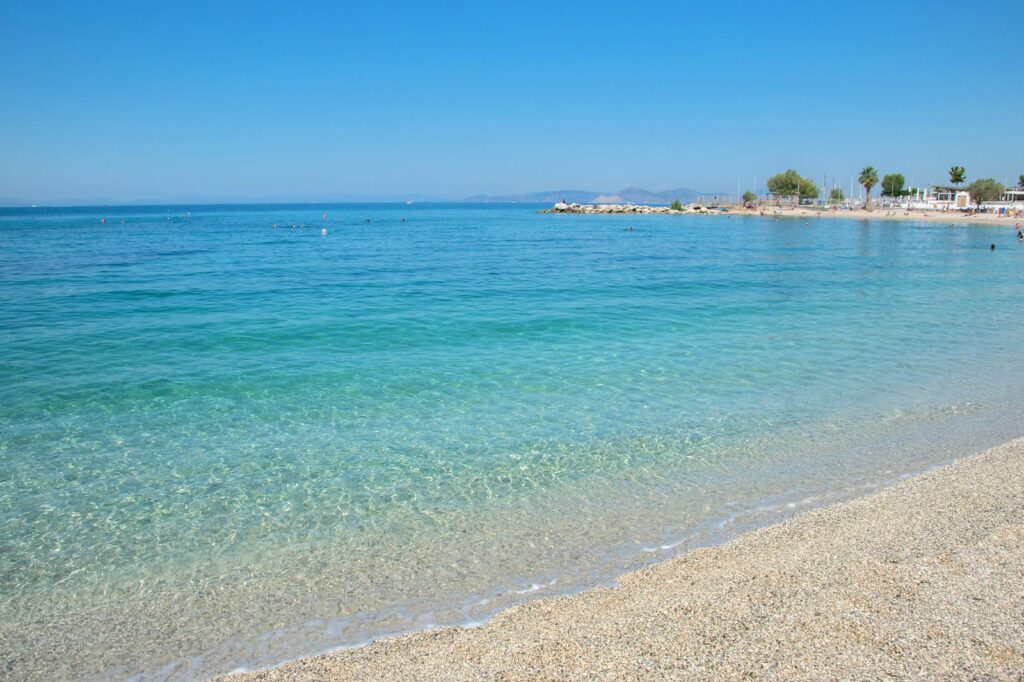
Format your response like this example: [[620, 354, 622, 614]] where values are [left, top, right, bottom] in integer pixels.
[[2, 204, 1023, 679]]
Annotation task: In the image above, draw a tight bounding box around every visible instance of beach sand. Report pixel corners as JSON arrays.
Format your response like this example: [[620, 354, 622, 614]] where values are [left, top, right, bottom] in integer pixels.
[[737, 205, 1024, 228], [223, 438, 1024, 680], [547, 202, 1024, 229]]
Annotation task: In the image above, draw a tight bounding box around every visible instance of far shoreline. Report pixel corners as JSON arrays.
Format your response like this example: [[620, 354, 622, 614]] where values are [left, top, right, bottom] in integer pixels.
[[733, 206, 1023, 228], [545, 202, 1024, 229]]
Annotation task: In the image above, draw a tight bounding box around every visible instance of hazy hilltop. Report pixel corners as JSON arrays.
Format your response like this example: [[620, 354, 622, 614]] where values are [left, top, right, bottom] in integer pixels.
[[464, 187, 723, 204]]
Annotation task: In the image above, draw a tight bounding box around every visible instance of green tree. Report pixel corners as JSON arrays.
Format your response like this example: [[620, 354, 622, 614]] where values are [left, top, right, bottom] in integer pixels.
[[880, 173, 906, 197], [1018, 174, 1024, 187], [767, 169, 800, 197], [858, 166, 879, 209], [799, 181, 819, 201], [948, 166, 966, 188], [829, 187, 844, 204], [741, 190, 757, 206], [967, 178, 1005, 207], [670, 198, 684, 211], [766, 169, 815, 203]]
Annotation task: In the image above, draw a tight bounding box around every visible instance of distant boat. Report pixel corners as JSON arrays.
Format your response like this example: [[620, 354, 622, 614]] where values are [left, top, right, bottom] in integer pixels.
[[406, 200, 414, 205]]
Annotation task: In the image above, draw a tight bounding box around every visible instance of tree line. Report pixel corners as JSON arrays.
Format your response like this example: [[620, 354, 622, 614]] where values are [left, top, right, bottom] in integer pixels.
[[755, 167, 1019, 209]]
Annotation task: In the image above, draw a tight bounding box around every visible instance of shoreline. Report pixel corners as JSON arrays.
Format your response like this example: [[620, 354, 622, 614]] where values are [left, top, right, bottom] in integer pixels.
[[545, 203, 1024, 228], [737, 206, 1024, 228], [222, 437, 1024, 680]]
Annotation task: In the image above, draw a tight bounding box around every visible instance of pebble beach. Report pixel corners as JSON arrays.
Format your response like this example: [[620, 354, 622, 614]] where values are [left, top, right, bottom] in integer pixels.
[[226, 438, 1024, 680]]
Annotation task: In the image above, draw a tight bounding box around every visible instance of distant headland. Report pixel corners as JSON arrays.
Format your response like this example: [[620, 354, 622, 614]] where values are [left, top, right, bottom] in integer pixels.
[[464, 186, 726, 204]]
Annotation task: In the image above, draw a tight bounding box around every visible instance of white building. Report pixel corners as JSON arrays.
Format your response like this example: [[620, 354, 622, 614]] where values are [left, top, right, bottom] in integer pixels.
[[998, 186, 1024, 210], [886, 184, 1023, 214], [902, 187, 971, 210]]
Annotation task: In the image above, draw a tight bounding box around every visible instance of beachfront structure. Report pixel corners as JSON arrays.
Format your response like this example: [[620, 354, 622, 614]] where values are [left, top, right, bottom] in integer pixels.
[[766, 193, 801, 206], [1000, 185, 1024, 209], [899, 187, 971, 211], [891, 185, 1024, 213], [979, 186, 1024, 214]]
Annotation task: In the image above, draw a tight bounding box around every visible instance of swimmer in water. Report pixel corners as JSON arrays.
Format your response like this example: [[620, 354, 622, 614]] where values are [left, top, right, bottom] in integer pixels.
[[322, 228, 327, 236], [991, 244, 996, 251]]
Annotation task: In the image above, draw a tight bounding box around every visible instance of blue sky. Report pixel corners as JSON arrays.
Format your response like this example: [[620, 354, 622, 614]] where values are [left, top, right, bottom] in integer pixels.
[[1, 0, 1022, 204]]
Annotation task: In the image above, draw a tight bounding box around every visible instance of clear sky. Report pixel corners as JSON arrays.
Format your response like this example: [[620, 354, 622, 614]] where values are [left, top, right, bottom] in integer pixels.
[[2, 0, 1022, 204]]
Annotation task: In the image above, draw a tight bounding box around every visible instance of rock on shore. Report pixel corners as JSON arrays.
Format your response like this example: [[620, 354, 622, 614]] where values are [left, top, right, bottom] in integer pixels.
[[543, 202, 725, 214]]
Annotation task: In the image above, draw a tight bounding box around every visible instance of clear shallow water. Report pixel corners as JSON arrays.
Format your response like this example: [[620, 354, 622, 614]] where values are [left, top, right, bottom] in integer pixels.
[[1, 204, 1023, 679]]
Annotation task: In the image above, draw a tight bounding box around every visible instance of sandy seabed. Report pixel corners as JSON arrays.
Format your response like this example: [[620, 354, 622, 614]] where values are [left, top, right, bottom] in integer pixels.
[[223, 438, 1024, 680]]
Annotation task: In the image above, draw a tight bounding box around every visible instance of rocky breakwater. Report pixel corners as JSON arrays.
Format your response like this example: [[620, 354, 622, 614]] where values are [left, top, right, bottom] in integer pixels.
[[541, 202, 726, 215]]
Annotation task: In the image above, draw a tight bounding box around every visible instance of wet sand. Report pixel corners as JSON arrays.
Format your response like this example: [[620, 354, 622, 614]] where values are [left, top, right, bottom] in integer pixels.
[[224, 438, 1024, 680]]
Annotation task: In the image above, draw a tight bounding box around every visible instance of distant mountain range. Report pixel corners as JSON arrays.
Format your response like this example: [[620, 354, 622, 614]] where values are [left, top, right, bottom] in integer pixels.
[[463, 186, 726, 204]]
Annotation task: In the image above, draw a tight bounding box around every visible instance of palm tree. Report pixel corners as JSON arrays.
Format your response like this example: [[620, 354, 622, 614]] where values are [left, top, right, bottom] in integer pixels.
[[949, 166, 966, 188], [1018, 174, 1024, 188], [858, 166, 879, 209]]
